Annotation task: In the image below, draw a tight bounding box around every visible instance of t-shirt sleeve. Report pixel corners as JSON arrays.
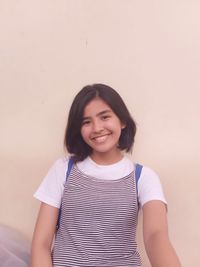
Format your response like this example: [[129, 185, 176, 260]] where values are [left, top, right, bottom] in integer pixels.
[[137, 166, 167, 208], [34, 158, 68, 208]]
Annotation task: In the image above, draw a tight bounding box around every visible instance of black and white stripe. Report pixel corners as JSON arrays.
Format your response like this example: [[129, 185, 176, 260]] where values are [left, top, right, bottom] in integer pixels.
[[52, 165, 142, 267]]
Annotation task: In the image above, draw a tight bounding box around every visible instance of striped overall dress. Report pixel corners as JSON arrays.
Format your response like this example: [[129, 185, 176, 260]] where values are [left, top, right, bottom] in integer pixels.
[[52, 164, 142, 267]]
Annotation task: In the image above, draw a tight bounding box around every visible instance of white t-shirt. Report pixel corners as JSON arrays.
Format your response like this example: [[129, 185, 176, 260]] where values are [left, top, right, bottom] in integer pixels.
[[34, 156, 167, 208]]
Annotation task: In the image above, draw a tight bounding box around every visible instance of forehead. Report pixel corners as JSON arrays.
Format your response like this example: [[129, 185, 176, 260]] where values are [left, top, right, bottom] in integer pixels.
[[83, 97, 112, 116]]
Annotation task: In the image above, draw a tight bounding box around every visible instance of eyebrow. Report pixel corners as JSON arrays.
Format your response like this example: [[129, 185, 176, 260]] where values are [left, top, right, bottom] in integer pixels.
[[82, 109, 112, 121]]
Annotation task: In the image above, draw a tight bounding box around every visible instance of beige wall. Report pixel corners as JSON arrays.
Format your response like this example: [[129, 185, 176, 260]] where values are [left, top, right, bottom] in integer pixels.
[[1, 1, 200, 266]]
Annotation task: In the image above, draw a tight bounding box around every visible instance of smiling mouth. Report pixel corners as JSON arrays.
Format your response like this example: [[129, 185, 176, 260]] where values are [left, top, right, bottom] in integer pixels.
[[92, 134, 111, 143]]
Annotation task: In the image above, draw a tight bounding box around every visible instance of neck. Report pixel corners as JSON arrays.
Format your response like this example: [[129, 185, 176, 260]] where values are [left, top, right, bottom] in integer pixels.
[[90, 150, 124, 165]]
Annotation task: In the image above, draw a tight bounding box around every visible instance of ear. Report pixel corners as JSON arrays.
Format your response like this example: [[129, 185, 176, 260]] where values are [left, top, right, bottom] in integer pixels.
[[121, 123, 126, 129]]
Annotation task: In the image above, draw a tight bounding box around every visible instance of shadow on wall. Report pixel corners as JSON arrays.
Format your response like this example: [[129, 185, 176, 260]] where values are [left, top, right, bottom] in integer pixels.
[[0, 224, 30, 267]]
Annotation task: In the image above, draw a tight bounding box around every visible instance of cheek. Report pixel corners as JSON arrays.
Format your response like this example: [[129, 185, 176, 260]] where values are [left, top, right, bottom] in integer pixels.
[[80, 127, 85, 139], [80, 126, 89, 141], [107, 120, 122, 133]]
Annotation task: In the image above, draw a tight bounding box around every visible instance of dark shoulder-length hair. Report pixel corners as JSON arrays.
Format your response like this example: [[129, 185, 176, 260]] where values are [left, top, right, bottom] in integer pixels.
[[64, 83, 137, 162]]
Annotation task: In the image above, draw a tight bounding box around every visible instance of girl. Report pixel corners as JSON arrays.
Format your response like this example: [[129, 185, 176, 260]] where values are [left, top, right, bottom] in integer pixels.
[[31, 84, 181, 267]]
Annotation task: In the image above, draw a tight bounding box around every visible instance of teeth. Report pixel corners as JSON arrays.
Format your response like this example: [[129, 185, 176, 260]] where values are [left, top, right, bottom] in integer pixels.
[[93, 135, 108, 143]]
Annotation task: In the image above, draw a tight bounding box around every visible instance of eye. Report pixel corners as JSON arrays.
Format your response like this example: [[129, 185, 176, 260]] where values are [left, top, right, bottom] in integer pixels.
[[101, 115, 110, 120], [82, 120, 91, 126]]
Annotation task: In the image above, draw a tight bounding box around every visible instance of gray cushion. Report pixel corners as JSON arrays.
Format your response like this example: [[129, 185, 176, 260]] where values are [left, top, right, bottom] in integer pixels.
[[0, 225, 30, 267]]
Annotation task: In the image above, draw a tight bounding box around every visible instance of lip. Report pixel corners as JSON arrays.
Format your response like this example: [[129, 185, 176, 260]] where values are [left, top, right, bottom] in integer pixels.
[[91, 133, 111, 140], [91, 133, 111, 144]]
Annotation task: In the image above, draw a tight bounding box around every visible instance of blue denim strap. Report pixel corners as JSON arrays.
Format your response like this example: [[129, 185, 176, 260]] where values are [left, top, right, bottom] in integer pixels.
[[57, 158, 74, 229], [135, 163, 143, 191]]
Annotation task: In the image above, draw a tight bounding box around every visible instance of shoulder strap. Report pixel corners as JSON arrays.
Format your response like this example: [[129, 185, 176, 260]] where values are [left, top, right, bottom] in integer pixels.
[[66, 157, 74, 177], [135, 163, 143, 191], [57, 158, 74, 229]]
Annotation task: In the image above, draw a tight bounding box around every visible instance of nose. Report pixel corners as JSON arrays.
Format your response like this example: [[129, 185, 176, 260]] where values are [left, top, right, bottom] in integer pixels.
[[92, 119, 104, 133]]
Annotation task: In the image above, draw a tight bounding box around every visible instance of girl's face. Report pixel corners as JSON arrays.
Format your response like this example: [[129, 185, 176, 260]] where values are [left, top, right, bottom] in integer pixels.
[[80, 97, 125, 164]]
